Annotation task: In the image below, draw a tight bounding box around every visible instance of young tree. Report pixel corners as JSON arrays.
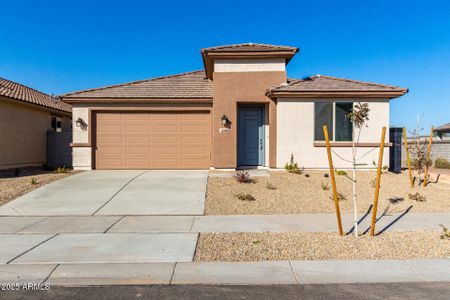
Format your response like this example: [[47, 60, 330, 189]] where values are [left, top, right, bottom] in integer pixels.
[[409, 115, 430, 185], [346, 102, 370, 236]]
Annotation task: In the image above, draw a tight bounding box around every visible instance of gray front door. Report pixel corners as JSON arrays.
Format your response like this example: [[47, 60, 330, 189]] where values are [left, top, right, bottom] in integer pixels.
[[238, 105, 265, 166]]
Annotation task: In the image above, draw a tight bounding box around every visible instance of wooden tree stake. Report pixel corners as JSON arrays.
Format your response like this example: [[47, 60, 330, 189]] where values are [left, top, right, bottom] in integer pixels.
[[370, 127, 386, 236], [403, 127, 413, 188], [323, 125, 343, 236], [424, 127, 434, 187]]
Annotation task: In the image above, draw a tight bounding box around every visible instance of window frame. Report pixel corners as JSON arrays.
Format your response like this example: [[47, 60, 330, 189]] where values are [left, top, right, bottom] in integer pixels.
[[314, 101, 354, 142]]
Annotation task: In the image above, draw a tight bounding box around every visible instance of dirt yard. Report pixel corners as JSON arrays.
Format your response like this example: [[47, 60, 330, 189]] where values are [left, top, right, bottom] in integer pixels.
[[194, 231, 449, 261], [205, 171, 450, 215], [0, 167, 78, 205]]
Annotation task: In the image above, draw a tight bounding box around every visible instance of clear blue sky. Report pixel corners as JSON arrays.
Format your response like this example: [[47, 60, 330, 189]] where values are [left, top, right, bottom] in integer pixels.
[[1, 0, 449, 130]]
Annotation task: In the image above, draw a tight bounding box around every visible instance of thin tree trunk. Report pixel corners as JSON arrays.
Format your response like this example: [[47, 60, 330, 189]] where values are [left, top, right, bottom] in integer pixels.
[[352, 129, 358, 237]]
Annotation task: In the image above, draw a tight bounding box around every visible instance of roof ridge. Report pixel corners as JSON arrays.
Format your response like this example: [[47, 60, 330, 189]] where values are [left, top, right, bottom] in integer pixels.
[[0, 77, 55, 99], [201, 43, 298, 52], [61, 70, 206, 97], [312, 74, 403, 89]]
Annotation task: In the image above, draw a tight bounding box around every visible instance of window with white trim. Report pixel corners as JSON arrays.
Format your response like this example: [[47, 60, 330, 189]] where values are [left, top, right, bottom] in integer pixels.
[[314, 102, 353, 141]]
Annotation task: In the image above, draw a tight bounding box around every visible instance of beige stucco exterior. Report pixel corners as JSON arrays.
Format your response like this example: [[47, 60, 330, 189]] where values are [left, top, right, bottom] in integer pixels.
[[276, 98, 390, 169], [0, 98, 71, 170]]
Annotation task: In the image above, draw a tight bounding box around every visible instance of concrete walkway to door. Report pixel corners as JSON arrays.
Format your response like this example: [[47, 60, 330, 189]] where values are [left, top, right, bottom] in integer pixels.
[[0, 170, 209, 216]]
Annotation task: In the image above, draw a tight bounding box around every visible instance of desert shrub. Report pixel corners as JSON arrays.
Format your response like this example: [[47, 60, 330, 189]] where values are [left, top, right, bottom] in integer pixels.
[[335, 170, 347, 176], [408, 192, 426, 202], [233, 171, 253, 183], [440, 225, 450, 240], [304, 173, 310, 178], [235, 193, 256, 201], [54, 166, 68, 174], [284, 154, 303, 174], [435, 158, 450, 169], [411, 158, 432, 170], [324, 173, 329, 178], [265, 182, 277, 190], [321, 181, 330, 191], [330, 192, 346, 201], [388, 197, 404, 204], [31, 178, 38, 185]]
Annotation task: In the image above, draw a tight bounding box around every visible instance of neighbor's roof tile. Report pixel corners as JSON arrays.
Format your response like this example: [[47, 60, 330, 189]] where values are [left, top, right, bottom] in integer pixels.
[[0, 77, 71, 113]]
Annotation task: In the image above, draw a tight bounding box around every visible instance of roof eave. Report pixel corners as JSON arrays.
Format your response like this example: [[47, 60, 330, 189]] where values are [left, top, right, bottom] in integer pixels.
[[266, 90, 408, 99], [61, 97, 213, 104]]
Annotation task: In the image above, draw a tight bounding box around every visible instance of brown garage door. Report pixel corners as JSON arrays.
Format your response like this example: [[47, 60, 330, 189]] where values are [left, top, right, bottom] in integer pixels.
[[94, 111, 211, 169]]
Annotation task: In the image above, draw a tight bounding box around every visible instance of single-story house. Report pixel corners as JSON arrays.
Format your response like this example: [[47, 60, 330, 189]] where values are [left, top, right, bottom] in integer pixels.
[[61, 43, 408, 170], [0, 77, 72, 170]]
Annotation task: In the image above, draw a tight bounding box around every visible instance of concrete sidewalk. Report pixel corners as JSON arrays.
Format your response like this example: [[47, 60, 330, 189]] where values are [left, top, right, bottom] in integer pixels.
[[0, 259, 448, 286], [1, 213, 448, 234]]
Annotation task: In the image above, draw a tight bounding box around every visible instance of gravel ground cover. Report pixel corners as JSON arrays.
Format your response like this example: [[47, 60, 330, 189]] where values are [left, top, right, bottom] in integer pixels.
[[205, 171, 450, 215], [194, 231, 450, 261], [0, 167, 78, 205]]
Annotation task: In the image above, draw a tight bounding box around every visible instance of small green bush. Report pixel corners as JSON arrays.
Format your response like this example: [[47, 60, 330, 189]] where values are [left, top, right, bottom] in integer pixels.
[[265, 182, 277, 190], [321, 181, 330, 191], [440, 224, 450, 240], [435, 158, 450, 169], [54, 166, 68, 174], [235, 193, 256, 201], [31, 178, 38, 185], [330, 192, 346, 201], [335, 170, 347, 176], [284, 154, 303, 174], [408, 192, 426, 202]]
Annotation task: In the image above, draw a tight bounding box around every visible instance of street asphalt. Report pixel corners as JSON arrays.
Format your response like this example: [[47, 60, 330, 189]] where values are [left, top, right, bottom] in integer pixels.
[[0, 282, 449, 300]]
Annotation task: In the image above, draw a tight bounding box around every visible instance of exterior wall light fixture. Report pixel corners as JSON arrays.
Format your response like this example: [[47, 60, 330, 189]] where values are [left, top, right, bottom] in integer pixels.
[[221, 115, 229, 126], [75, 117, 88, 130]]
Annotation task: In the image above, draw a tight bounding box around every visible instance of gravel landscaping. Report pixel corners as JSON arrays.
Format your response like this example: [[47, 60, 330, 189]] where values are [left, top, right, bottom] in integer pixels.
[[194, 231, 450, 261], [0, 167, 78, 205], [205, 171, 450, 215]]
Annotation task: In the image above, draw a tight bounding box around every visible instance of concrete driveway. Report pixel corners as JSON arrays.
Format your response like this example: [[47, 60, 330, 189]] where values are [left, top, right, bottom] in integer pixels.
[[0, 170, 208, 216]]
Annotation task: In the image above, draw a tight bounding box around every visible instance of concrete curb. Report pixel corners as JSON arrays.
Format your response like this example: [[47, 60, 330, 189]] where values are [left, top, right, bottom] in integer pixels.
[[0, 259, 448, 286]]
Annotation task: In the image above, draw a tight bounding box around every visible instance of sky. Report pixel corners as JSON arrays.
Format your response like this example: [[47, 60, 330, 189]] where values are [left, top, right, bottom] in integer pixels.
[[1, 0, 449, 131]]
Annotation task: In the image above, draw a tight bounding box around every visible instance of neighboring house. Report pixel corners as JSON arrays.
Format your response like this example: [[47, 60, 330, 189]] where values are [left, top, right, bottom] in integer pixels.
[[0, 78, 72, 170], [435, 123, 450, 138], [60, 43, 408, 170]]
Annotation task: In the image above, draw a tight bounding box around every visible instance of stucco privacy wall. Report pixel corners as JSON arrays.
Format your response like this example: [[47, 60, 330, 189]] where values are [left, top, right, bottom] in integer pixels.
[[0, 98, 71, 169], [276, 99, 390, 169]]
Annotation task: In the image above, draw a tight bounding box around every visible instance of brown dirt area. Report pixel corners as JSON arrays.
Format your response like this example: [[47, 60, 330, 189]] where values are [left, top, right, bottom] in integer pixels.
[[194, 231, 450, 261], [0, 167, 79, 206], [205, 171, 450, 215]]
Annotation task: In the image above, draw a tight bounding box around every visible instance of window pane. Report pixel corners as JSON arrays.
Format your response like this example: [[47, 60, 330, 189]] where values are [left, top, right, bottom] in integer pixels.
[[335, 102, 353, 141], [314, 102, 333, 141]]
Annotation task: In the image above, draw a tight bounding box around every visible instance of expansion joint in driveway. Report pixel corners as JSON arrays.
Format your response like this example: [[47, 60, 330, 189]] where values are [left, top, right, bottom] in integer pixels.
[[91, 171, 149, 216]]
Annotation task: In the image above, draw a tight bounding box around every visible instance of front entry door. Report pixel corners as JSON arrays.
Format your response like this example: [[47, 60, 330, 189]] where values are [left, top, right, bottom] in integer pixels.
[[238, 105, 265, 166]]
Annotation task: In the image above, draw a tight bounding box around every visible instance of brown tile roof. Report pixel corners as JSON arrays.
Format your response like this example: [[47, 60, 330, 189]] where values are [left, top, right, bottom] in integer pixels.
[[269, 75, 408, 93], [435, 123, 450, 132], [61, 70, 213, 99], [201, 43, 299, 53], [0, 77, 71, 113]]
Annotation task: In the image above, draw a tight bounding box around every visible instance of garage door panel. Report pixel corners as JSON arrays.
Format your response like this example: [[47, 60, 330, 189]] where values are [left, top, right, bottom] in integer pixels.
[[95, 112, 210, 169]]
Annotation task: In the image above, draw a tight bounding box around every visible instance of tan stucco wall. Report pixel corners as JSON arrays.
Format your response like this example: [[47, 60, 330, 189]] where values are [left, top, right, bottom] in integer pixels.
[[214, 59, 286, 72], [277, 99, 390, 169], [212, 71, 286, 168], [0, 98, 71, 169]]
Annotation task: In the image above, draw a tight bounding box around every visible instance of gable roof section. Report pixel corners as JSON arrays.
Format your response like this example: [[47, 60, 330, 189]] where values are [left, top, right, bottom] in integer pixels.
[[201, 43, 299, 79], [267, 75, 408, 98], [61, 70, 213, 102], [0, 77, 71, 113], [201, 43, 299, 53]]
